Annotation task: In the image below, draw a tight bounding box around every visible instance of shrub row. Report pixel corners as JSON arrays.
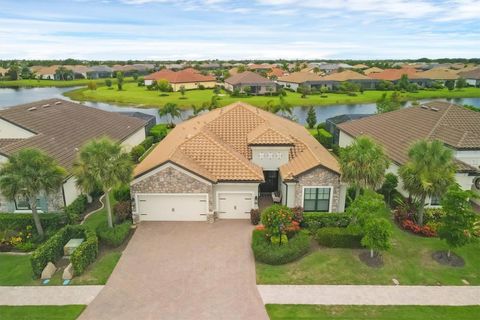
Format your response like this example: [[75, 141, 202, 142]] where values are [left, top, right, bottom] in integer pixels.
[[315, 227, 363, 248], [302, 212, 351, 230], [65, 195, 88, 224], [30, 225, 98, 278], [96, 221, 132, 247], [0, 213, 65, 233], [252, 230, 311, 265]]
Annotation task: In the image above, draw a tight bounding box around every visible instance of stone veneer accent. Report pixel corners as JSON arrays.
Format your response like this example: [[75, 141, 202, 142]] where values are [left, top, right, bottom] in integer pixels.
[[294, 166, 341, 212], [131, 166, 213, 211]]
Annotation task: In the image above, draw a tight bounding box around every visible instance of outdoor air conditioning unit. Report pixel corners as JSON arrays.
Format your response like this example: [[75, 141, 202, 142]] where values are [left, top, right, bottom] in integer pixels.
[[474, 177, 480, 191]]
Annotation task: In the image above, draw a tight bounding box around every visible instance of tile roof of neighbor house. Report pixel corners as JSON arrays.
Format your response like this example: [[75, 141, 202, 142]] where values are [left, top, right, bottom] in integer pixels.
[[32, 65, 58, 75], [320, 70, 372, 81], [225, 71, 275, 85], [247, 63, 276, 70], [88, 65, 113, 72], [144, 68, 215, 83], [0, 99, 146, 171], [459, 67, 480, 79], [267, 67, 286, 78], [278, 72, 323, 84], [364, 67, 384, 75], [353, 64, 369, 69], [134, 102, 340, 182], [338, 101, 480, 172], [368, 68, 420, 81], [65, 65, 92, 73], [0, 67, 8, 75], [416, 68, 459, 80]]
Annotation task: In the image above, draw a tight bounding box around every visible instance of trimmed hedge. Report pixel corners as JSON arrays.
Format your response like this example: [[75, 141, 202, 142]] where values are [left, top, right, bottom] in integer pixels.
[[316, 227, 363, 248], [96, 221, 131, 247], [0, 213, 65, 233], [65, 195, 88, 224], [252, 230, 311, 265], [302, 212, 351, 230], [30, 225, 98, 278]]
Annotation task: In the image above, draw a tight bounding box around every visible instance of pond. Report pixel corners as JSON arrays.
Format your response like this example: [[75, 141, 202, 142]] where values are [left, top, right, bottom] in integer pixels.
[[0, 87, 479, 124]]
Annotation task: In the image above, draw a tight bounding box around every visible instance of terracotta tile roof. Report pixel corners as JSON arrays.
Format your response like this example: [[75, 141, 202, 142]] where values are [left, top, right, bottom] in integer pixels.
[[248, 63, 276, 70], [369, 68, 420, 81], [353, 64, 369, 69], [0, 99, 147, 171], [416, 68, 459, 80], [320, 70, 372, 81], [278, 72, 323, 84], [338, 101, 480, 171], [144, 68, 215, 83], [459, 67, 480, 80], [225, 71, 275, 86], [134, 102, 340, 182], [65, 65, 92, 73], [268, 67, 286, 78], [32, 65, 58, 75], [364, 67, 384, 75]]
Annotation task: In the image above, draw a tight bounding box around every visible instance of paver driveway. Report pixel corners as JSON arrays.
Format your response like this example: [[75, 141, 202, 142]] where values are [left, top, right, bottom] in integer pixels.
[[79, 220, 268, 320]]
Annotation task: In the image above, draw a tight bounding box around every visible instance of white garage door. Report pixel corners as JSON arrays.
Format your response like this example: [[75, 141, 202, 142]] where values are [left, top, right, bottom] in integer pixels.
[[217, 192, 254, 219], [137, 194, 208, 221]]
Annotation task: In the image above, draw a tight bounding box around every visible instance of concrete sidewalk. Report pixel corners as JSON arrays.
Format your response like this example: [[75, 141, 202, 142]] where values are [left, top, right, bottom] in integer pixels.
[[0, 286, 104, 305], [258, 285, 480, 306]]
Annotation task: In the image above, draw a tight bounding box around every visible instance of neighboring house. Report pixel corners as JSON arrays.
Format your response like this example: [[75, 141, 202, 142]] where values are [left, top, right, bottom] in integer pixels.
[[224, 71, 276, 95], [325, 114, 373, 145], [318, 63, 353, 74], [65, 65, 91, 79], [363, 67, 383, 75], [31, 65, 58, 80], [248, 63, 277, 72], [319, 70, 377, 90], [458, 68, 480, 87], [415, 68, 459, 85], [352, 64, 369, 69], [0, 99, 148, 213], [87, 65, 113, 79], [143, 68, 216, 90], [337, 101, 480, 206], [277, 72, 324, 91], [267, 67, 286, 79], [369, 67, 430, 87], [131, 102, 346, 222], [0, 67, 8, 77]]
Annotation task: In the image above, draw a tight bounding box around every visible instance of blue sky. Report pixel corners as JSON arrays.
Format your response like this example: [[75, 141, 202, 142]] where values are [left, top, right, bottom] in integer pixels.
[[1, 0, 479, 60]]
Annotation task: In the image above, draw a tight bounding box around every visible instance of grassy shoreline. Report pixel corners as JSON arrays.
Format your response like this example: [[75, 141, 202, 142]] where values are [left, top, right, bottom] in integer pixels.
[[63, 83, 480, 109], [0, 77, 134, 88]]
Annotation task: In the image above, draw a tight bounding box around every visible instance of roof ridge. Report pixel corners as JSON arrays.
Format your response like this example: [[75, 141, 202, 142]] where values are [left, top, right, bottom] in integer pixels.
[[426, 103, 455, 141]]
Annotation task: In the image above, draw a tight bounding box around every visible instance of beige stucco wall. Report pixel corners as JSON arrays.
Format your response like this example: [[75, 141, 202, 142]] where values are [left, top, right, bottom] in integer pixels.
[[171, 81, 216, 91], [121, 127, 146, 152], [250, 146, 291, 171], [63, 176, 82, 206]]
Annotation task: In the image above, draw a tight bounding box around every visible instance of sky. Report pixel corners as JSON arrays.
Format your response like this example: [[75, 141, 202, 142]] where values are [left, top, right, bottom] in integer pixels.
[[0, 0, 479, 60]]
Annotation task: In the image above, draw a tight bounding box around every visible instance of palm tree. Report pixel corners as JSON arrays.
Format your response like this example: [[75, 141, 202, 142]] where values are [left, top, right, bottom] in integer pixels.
[[0, 149, 66, 237], [340, 136, 390, 198], [273, 95, 292, 116], [73, 138, 133, 228], [399, 140, 456, 226], [159, 102, 181, 125]]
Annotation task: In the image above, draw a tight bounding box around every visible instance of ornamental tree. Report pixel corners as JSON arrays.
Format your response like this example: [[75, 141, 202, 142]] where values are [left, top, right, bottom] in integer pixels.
[[438, 185, 478, 258], [260, 205, 294, 245], [306, 106, 317, 129], [361, 218, 393, 258]]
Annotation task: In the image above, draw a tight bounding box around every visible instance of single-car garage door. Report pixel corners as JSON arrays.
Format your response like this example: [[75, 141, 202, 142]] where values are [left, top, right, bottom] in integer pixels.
[[217, 192, 254, 219], [137, 194, 208, 221]]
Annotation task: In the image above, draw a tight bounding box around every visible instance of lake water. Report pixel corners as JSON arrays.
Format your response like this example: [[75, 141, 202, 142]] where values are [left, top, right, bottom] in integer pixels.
[[1, 87, 479, 124]]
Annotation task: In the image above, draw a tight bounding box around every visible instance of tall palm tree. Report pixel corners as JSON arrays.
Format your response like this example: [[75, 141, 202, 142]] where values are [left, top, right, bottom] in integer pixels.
[[273, 95, 292, 116], [340, 136, 390, 198], [0, 149, 66, 237], [159, 102, 181, 125], [73, 138, 133, 228], [399, 139, 456, 226]]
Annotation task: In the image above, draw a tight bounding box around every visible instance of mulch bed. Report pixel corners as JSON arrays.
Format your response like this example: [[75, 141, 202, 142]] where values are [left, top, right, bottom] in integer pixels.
[[359, 250, 384, 268], [432, 251, 465, 267]]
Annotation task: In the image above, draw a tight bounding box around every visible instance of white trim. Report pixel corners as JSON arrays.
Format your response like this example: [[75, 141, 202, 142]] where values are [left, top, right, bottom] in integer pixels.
[[134, 192, 209, 221], [216, 191, 255, 219], [301, 186, 334, 213], [131, 162, 212, 186]]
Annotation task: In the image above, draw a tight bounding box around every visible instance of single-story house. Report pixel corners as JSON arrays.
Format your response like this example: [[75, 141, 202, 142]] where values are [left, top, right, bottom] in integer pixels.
[[267, 67, 287, 79], [363, 67, 383, 75], [276, 72, 324, 91], [87, 65, 113, 79], [337, 101, 480, 206], [319, 70, 377, 90], [415, 68, 459, 85], [0, 99, 148, 213], [64, 65, 91, 79], [318, 63, 353, 75], [458, 68, 480, 87], [31, 65, 58, 80], [130, 102, 346, 221], [143, 68, 216, 90], [0, 67, 8, 77], [224, 71, 276, 95], [248, 63, 277, 72], [325, 114, 373, 145], [368, 67, 429, 86]]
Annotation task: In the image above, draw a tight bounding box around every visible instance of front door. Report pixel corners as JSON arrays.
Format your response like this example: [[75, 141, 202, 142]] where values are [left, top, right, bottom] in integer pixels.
[[259, 171, 278, 193]]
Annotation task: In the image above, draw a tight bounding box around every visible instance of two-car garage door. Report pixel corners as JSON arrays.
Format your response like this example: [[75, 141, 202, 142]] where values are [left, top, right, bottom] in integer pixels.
[[137, 194, 208, 221]]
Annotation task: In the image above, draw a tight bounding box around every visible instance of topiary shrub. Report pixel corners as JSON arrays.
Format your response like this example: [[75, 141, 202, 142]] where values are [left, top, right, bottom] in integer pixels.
[[250, 208, 260, 225], [260, 205, 294, 242], [112, 185, 131, 202], [96, 221, 131, 247], [315, 227, 363, 248], [70, 227, 98, 275], [114, 201, 132, 223], [140, 136, 154, 151], [252, 229, 311, 265], [149, 124, 168, 142], [302, 212, 351, 231], [65, 195, 88, 224]]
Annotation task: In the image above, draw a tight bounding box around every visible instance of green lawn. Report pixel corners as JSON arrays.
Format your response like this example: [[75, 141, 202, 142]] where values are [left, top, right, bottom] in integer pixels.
[[0, 77, 134, 88], [64, 83, 480, 109], [0, 305, 85, 320], [0, 254, 36, 285], [266, 305, 480, 320], [257, 219, 480, 285]]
